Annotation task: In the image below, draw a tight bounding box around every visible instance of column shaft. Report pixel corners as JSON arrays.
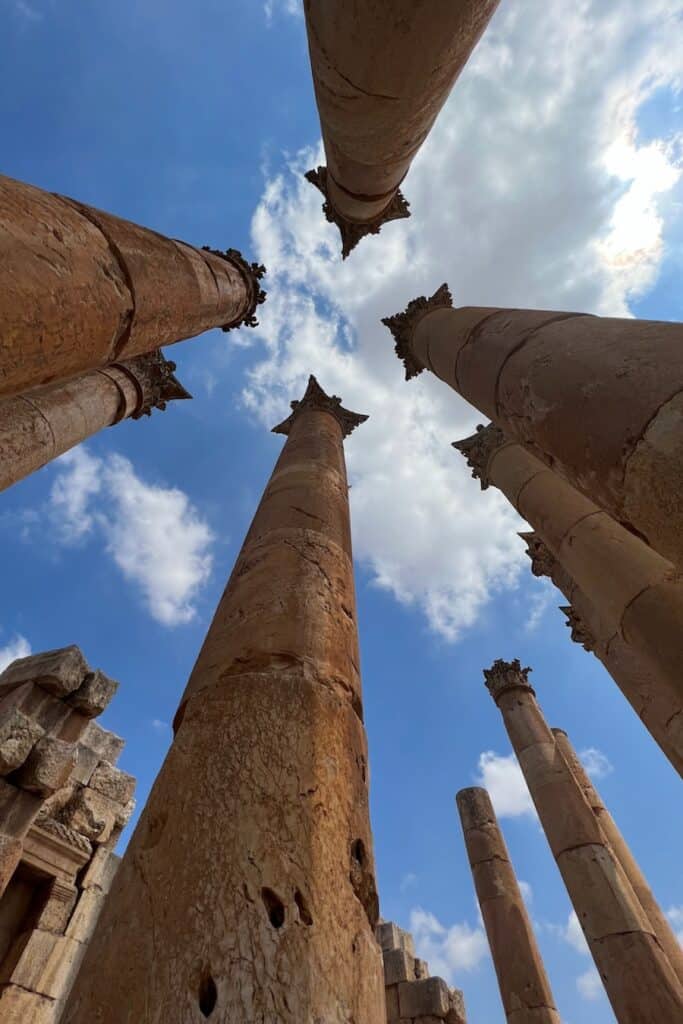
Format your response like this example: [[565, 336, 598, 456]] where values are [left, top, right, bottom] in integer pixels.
[[520, 532, 683, 776], [0, 351, 190, 493], [485, 661, 683, 1024], [62, 378, 385, 1024], [304, 1, 499, 256], [0, 174, 265, 399], [456, 787, 560, 1024], [385, 289, 683, 568], [552, 729, 683, 985]]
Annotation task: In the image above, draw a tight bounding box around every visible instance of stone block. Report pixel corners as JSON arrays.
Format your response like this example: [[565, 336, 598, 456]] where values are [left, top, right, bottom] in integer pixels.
[[385, 983, 401, 1021], [80, 846, 120, 893], [81, 721, 125, 765], [0, 779, 41, 837], [67, 670, 118, 718], [89, 761, 135, 805], [65, 887, 107, 944], [0, 834, 22, 892], [384, 947, 415, 986], [61, 787, 121, 844], [0, 927, 82, 998], [35, 879, 78, 935], [446, 987, 467, 1024], [377, 920, 416, 955], [70, 743, 100, 786], [17, 735, 76, 796], [0, 706, 44, 774], [115, 796, 135, 829], [0, 984, 56, 1024], [414, 956, 430, 979], [398, 977, 451, 1019], [0, 646, 87, 698]]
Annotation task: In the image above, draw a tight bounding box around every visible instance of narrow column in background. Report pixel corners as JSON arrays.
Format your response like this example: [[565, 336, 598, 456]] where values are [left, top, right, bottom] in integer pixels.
[[304, 1, 500, 257], [456, 787, 561, 1024], [63, 377, 385, 1024], [384, 285, 683, 569], [485, 659, 683, 1023], [552, 728, 683, 986], [0, 350, 190, 493], [519, 531, 682, 776], [0, 173, 265, 399]]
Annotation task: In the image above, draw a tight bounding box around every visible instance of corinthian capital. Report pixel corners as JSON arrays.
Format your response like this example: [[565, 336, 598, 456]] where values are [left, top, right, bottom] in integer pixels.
[[560, 606, 596, 653], [518, 532, 557, 579], [272, 375, 368, 439], [483, 659, 534, 703], [382, 283, 453, 380], [452, 423, 507, 490]]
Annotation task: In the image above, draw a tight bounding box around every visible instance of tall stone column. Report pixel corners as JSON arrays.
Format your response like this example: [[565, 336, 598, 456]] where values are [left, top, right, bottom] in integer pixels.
[[552, 728, 683, 986], [304, 1, 500, 257], [0, 174, 265, 399], [63, 377, 385, 1024], [485, 659, 683, 1023], [456, 787, 560, 1024], [0, 351, 190, 493], [520, 532, 683, 776], [384, 285, 683, 568], [452, 423, 683, 708]]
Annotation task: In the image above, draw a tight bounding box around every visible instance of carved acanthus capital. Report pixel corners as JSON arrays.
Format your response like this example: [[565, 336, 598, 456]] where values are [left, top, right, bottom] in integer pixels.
[[122, 350, 192, 419], [560, 606, 596, 653], [201, 246, 267, 330], [305, 165, 410, 260], [484, 658, 534, 703], [382, 283, 453, 380], [272, 375, 368, 439], [518, 531, 557, 579], [452, 423, 507, 490]]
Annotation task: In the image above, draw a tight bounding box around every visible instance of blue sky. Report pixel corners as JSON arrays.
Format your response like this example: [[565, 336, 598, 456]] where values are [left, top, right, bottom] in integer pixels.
[[1, 1, 682, 1022]]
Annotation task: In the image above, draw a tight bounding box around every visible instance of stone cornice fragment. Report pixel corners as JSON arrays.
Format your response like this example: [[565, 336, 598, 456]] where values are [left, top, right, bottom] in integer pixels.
[[518, 531, 557, 579], [272, 375, 368, 439], [201, 246, 267, 330], [382, 283, 453, 380], [484, 658, 534, 703], [452, 423, 507, 489], [305, 166, 410, 259], [560, 605, 596, 653]]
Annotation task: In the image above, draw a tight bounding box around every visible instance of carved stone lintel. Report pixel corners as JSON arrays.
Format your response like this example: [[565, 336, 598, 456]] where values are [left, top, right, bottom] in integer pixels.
[[483, 658, 534, 703], [120, 350, 192, 419], [305, 165, 410, 260], [272, 375, 368, 439], [518, 531, 557, 579], [201, 246, 267, 330], [452, 423, 507, 490], [560, 605, 596, 653], [382, 283, 453, 380]]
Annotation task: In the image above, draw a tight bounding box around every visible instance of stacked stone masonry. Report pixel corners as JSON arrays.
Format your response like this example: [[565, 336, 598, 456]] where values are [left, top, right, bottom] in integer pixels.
[[377, 921, 466, 1024], [0, 645, 135, 1023]]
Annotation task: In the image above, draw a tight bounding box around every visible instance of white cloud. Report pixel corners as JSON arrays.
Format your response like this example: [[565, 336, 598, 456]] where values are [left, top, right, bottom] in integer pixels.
[[579, 747, 614, 780], [666, 906, 683, 946], [0, 634, 31, 673], [399, 872, 418, 893], [564, 910, 590, 956], [49, 448, 214, 627], [151, 718, 170, 732], [263, 0, 299, 26], [409, 907, 489, 982], [518, 880, 533, 905], [576, 966, 605, 1002], [474, 751, 536, 819], [525, 582, 555, 633], [238, 0, 683, 642]]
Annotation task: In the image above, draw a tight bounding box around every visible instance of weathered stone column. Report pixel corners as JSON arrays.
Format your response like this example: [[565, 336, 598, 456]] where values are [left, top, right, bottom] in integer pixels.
[[304, 2, 500, 257], [384, 285, 683, 568], [552, 728, 683, 986], [520, 532, 683, 776], [0, 174, 265, 399], [0, 350, 190, 493], [456, 787, 560, 1024], [453, 424, 683, 708], [63, 376, 385, 1024], [485, 659, 683, 1023]]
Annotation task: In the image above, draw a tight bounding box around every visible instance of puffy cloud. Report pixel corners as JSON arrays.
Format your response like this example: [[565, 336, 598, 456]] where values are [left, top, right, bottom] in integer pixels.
[[563, 910, 591, 956], [474, 751, 536, 819], [409, 907, 489, 982], [49, 448, 214, 627], [579, 747, 614, 780], [239, 0, 683, 641], [576, 966, 605, 1002], [666, 906, 683, 946], [0, 633, 31, 673]]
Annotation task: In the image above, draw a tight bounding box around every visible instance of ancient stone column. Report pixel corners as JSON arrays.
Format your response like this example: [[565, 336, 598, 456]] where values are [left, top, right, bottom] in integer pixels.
[[304, 2, 500, 257], [0, 350, 190, 493], [0, 173, 265, 399], [452, 423, 683, 710], [520, 532, 683, 776], [384, 285, 683, 569], [485, 659, 683, 1023], [63, 376, 385, 1024], [456, 787, 560, 1024], [552, 728, 683, 986]]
